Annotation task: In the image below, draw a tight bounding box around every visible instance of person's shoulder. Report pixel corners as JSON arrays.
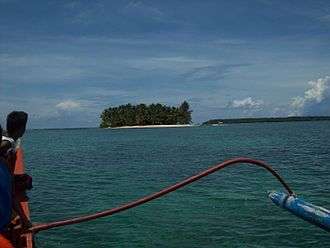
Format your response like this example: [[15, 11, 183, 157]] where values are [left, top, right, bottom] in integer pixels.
[[0, 140, 12, 153]]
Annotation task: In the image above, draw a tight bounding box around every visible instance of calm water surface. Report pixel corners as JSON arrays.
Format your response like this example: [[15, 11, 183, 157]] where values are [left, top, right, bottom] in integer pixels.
[[24, 121, 330, 247]]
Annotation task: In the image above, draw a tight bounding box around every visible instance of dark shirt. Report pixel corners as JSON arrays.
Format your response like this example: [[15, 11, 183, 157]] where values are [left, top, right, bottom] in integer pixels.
[[0, 160, 12, 232]]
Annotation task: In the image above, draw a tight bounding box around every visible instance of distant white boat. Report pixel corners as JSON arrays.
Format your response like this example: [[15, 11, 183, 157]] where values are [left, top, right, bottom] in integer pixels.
[[211, 121, 224, 126]]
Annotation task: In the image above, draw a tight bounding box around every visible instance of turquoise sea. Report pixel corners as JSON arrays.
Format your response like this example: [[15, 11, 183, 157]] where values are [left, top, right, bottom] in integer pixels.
[[24, 121, 330, 247]]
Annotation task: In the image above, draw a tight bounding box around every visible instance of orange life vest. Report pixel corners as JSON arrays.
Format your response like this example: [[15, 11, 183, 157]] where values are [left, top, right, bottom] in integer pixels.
[[0, 234, 14, 248]]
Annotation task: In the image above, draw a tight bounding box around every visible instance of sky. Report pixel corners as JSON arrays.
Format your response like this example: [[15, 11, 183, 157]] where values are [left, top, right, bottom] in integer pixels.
[[0, 0, 329, 128]]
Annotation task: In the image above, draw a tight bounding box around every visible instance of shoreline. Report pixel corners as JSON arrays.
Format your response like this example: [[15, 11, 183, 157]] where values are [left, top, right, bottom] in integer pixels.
[[203, 116, 330, 125], [109, 124, 195, 129]]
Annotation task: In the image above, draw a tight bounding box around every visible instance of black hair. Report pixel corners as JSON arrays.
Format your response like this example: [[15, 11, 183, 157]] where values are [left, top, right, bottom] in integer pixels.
[[6, 111, 28, 135]]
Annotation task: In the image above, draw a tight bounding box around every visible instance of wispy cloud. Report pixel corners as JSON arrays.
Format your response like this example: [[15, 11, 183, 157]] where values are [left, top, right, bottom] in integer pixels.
[[227, 97, 264, 110], [319, 14, 330, 22], [123, 1, 165, 21], [183, 65, 227, 81], [0, 54, 85, 84], [128, 56, 211, 71], [63, 1, 106, 25], [127, 56, 247, 83], [55, 100, 81, 111], [0, 0, 17, 3], [182, 64, 248, 82]]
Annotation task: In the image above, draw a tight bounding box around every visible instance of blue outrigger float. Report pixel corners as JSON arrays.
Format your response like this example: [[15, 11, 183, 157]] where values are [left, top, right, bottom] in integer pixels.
[[269, 191, 330, 232]]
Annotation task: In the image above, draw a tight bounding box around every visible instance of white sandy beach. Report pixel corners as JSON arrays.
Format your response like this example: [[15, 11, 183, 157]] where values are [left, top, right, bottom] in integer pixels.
[[109, 124, 195, 129]]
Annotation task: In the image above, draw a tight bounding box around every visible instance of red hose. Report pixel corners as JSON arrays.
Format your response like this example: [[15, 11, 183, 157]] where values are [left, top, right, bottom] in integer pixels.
[[28, 157, 294, 233]]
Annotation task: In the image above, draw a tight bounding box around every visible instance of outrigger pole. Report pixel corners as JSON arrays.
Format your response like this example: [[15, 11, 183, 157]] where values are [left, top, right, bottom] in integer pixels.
[[25, 157, 330, 237]]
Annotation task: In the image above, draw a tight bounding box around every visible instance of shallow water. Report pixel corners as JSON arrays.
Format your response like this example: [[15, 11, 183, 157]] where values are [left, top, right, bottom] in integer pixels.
[[24, 121, 330, 247]]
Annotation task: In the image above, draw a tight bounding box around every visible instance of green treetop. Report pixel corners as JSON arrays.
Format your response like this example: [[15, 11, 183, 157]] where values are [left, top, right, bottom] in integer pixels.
[[100, 101, 192, 128]]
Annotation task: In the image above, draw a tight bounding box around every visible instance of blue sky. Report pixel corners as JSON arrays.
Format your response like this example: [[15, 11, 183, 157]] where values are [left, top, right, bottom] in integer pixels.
[[0, 0, 329, 128]]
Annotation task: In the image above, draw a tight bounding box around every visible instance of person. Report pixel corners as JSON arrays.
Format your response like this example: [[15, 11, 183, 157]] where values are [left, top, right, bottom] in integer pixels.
[[0, 111, 31, 232], [0, 125, 14, 248], [0, 111, 27, 173], [1, 111, 28, 155]]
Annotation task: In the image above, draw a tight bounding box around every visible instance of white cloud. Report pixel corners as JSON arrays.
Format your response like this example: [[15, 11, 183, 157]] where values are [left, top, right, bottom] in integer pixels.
[[56, 100, 81, 110], [291, 96, 305, 109], [228, 97, 264, 109], [304, 77, 329, 102], [290, 76, 330, 115]]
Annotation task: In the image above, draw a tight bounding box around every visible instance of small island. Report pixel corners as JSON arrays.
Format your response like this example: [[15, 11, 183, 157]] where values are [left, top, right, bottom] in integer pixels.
[[100, 101, 192, 128], [203, 116, 330, 125]]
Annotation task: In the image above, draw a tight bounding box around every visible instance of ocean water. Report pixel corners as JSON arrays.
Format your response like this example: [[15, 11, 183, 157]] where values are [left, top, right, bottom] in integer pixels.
[[23, 121, 330, 247]]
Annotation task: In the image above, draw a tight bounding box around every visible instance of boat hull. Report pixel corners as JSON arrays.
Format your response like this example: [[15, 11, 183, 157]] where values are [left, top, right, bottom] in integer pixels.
[[9, 148, 34, 248]]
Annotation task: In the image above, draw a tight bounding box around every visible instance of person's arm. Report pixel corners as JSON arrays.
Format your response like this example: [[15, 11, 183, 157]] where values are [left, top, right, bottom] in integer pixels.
[[12, 198, 32, 228], [0, 141, 16, 174]]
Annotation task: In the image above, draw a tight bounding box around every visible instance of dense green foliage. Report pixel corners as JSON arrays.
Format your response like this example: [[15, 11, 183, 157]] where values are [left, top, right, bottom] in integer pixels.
[[203, 116, 330, 125], [100, 101, 192, 128]]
